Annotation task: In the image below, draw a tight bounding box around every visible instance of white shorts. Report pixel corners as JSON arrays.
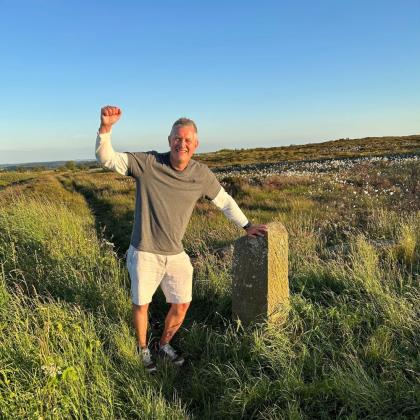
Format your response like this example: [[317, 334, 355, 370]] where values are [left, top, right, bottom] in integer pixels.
[[125, 244, 193, 305]]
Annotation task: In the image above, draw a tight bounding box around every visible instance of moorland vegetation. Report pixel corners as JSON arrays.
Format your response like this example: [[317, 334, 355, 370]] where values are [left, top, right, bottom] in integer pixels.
[[0, 138, 418, 419]]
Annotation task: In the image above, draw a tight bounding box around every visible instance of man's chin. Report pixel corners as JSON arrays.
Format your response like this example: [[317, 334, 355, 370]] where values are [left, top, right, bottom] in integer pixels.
[[171, 152, 191, 163]]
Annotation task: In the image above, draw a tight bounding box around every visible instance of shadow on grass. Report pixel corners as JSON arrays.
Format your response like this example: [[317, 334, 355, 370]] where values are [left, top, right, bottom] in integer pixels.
[[58, 177, 133, 258]]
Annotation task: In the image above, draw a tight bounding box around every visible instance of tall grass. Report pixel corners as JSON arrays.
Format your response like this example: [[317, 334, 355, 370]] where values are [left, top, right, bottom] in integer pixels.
[[0, 196, 129, 320], [0, 167, 418, 418], [0, 182, 188, 419], [0, 282, 188, 419]]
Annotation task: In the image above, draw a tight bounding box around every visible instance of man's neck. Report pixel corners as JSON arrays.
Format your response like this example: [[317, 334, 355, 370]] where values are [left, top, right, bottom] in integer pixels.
[[169, 154, 189, 171]]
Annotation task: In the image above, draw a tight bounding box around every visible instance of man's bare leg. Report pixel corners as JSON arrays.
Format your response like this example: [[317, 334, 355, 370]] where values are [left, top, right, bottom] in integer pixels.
[[132, 303, 149, 348], [160, 302, 190, 346]]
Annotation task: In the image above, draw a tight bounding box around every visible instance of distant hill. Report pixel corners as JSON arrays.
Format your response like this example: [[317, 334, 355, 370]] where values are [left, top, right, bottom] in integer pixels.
[[0, 159, 97, 171], [1, 134, 419, 170], [195, 134, 420, 167]]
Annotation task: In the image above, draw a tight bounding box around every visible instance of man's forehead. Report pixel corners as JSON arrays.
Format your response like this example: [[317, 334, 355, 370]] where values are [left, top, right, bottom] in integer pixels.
[[171, 125, 196, 137]]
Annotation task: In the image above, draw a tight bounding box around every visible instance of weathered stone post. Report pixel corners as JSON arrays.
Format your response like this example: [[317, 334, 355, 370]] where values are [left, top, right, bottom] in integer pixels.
[[232, 222, 289, 325]]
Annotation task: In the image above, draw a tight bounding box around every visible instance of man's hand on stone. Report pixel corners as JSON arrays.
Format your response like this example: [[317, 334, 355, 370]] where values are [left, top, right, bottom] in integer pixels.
[[99, 105, 122, 133], [245, 224, 268, 238]]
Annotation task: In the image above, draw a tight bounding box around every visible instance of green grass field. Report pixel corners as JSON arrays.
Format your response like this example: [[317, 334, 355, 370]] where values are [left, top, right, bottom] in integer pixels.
[[0, 145, 418, 418]]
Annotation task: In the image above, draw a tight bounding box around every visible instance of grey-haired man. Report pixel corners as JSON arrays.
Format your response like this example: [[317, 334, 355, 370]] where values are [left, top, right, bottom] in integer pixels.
[[95, 105, 267, 372]]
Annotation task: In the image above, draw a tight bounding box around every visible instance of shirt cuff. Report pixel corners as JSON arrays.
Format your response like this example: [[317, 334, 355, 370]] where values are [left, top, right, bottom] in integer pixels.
[[97, 130, 112, 139]]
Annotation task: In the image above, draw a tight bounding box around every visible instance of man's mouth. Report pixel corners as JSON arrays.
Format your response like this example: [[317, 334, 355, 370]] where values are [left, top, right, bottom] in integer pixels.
[[175, 148, 188, 153]]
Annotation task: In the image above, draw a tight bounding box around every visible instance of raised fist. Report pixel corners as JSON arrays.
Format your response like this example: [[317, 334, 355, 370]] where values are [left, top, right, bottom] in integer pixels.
[[100, 105, 122, 128]]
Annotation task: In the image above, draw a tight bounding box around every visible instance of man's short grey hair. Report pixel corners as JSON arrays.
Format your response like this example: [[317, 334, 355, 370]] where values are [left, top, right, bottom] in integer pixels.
[[171, 117, 198, 133]]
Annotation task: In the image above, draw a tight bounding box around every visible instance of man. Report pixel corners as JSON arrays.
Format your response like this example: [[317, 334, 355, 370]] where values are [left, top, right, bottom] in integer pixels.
[[95, 105, 267, 373]]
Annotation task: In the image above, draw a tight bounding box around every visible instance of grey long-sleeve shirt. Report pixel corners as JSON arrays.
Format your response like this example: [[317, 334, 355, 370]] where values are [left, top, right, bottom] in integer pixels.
[[95, 132, 249, 254]]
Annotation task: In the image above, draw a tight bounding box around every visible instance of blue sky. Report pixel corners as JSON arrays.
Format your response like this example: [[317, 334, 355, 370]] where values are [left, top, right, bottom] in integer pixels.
[[0, 0, 419, 164]]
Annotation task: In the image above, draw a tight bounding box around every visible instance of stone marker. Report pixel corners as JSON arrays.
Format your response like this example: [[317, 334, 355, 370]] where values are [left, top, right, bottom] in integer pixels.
[[232, 222, 289, 325]]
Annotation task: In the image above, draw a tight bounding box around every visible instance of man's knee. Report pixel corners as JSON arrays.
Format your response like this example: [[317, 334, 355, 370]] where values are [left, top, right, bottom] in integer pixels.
[[171, 302, 190, 316], [133, 302, 149, 313]]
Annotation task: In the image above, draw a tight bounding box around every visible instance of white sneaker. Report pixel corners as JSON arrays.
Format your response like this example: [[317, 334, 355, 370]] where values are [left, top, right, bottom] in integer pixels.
[[137, 346, 157, 373], [158, 343, 185, 366]]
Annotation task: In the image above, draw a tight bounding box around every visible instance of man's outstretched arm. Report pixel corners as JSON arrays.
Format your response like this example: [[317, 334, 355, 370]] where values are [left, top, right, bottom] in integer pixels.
[[211, 187, 267, 237], [95, 105, 129, 176]]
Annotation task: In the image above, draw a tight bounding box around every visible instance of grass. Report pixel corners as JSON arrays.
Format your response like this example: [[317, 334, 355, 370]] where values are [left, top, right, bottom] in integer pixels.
[[0, 152, 418, 419], [0, 171, 36, 188]]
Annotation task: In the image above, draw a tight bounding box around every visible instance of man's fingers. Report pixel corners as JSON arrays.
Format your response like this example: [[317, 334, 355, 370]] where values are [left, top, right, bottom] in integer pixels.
[[101, 106, 121, 116], [245, 223, 269, 238], [246, 228, 267, 238], [258, 226, 268, 235]]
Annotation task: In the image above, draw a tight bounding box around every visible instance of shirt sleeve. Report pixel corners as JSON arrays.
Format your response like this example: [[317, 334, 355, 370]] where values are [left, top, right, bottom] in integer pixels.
[[211, 187, 249, 227], [125, 152, 150, 178], [202, 167, 222, 200], [95, 131, 129, 176]]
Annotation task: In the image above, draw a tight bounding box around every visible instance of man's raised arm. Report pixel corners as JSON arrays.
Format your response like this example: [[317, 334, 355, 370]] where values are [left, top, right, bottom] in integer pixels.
[[95, 105, 129, 176]]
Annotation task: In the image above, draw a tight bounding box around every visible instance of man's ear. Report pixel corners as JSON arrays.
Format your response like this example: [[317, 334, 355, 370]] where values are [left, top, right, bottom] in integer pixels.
[[195, 137, 200, 149], [168, 135, 171, 146]]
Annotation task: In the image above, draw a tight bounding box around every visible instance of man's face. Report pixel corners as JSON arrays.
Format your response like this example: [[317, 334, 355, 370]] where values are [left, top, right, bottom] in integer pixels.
[[168, 125, 199, 166]]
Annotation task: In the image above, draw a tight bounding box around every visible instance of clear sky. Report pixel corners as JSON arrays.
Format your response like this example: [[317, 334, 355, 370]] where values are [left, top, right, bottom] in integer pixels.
[[1, 0, 419, 164]]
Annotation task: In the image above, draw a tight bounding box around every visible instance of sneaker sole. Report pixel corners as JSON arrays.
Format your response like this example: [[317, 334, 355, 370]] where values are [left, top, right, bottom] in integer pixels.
[[145, 364, 157, 373], [158, 353, 185, 366]]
